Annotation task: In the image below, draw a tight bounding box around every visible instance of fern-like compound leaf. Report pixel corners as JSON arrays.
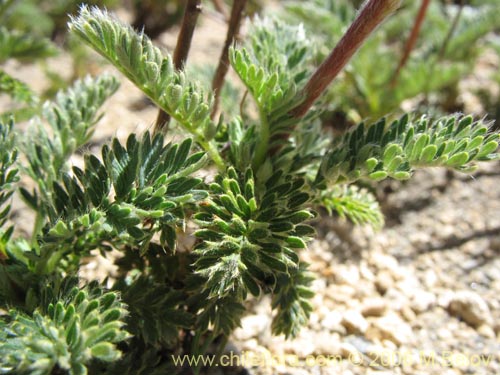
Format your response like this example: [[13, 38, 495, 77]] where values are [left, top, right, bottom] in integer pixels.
[[21, 74, 119, 217], [0, 26, 56, 63], [317, 114, 499, 186], [230, 18, 312, 145], [0, 119, 19, 258], [69, 6, 217, 145], [193, 166, 315, 337], [0, 70, 37, 106], [320, 185, 384, 229], [229, 17, 317, 168], [0, 279, 129, 375], [271, 264, 315, 338], [35, 133, 207, 274]]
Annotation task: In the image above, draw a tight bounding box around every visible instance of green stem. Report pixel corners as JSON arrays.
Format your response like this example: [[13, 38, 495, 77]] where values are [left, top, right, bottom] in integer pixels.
[[424, 1, 464, 101], [193, 331, 217, 375], [35, 248, 63, 275], [198, 138, 225, 170], [214, 334, 229, 359], [116, 82, 225, 170], [251, 108, 270, 170], [31, 210, 45, 249], [437, 0, 464, 60]]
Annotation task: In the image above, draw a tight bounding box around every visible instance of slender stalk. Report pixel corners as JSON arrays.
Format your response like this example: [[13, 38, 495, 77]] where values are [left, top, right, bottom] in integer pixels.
[[212, 0, 229, 20], [198, 138, 225, 170], [255, 0, 402, 163], [252, 107, 270, 169], [211, 0, 248, 120], [154, 0, 202, 133], [391, 0, 431, 87], [31, 210, 45, 249], [424, 0, 464, 102], [438, 0, 464, 60], [239, 89, 248, 118], [192, 330, 217, 375], [290, 0, 402, 119]]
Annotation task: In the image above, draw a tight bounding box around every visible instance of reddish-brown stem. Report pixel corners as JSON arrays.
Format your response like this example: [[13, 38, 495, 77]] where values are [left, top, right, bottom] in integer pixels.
[[391, 0, 430, 87], [154, 0, 202, 133], [210, 0, 248, 120], [290, 0, 401, 119]]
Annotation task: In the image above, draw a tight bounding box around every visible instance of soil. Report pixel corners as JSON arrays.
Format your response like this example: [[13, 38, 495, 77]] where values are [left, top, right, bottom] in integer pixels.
[[2, 4, 500, 375]]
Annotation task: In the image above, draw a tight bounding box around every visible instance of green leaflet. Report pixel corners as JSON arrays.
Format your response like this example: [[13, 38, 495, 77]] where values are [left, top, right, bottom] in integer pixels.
[[271, 264, 315, 338], [69, 6, 218, 150], [21, 74, 119, 220], [318, 114, 499, 185], [0, 26, 57, 63], [0, 119, 18, 256], [193, 166, 315, 337], [229, 17, 313, 167], [320, 185, 384, 229], [0, 279, 129, 375], [35, 132, 207, 274]]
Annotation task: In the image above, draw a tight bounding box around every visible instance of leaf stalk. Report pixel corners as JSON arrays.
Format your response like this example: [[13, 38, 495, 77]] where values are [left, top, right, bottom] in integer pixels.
[[290, 0, 401, 118], [211, 0, 248, 120], [154, 0, 202, 133]]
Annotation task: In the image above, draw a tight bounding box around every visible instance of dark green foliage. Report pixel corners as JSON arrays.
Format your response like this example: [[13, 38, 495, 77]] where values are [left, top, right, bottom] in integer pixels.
[[271, 264, 314, 338], [0, 278, 129, 375], [0, 26, 56, 63], [0, 120, 18, 256], [91, 345, 177, 375], [194, 167, 315, 337], [0, 4, 498, 375], [320, 185, 384, 229], [115, 274, 193, 347], [35, 133, 207, 274], [21, 74, 119, 216], [282, 0, 500, 119], [317, 114, 499, 185]]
